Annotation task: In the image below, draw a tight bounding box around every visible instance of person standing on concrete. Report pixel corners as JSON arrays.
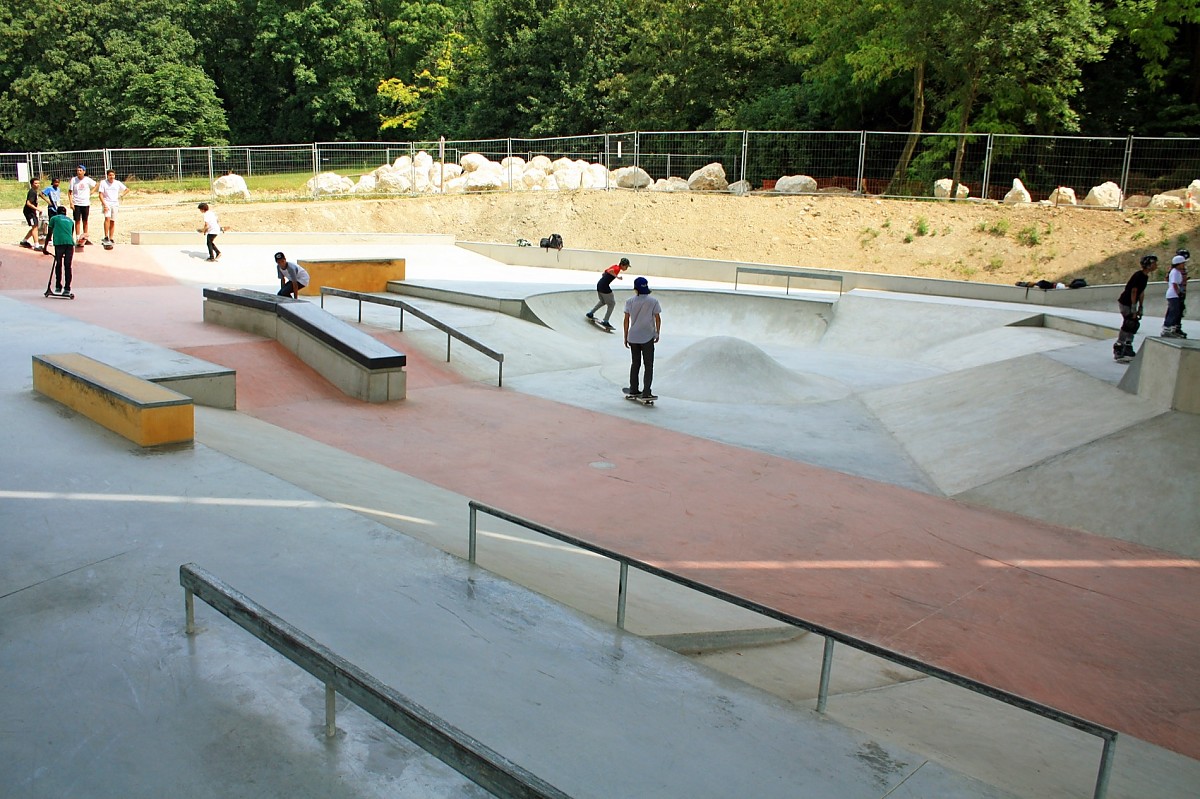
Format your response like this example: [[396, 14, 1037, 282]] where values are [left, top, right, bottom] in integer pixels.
[[46, 207, 76, 295], [68, 164, 96, 244], [623, 276, 662, 400], [275, 251, 309, 298], [1162, 254, 1188, 338], [197, 203, 222, 261], [1114, 254, 1157, 361], [586, 257, 630, 330], [20, 177, 41, 250], [97, 170, 127, 246]]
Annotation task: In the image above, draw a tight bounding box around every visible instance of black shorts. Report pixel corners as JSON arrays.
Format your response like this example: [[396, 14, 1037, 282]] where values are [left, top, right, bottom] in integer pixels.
[[24, 208, 38, 226], [73, 206, 90, 223]]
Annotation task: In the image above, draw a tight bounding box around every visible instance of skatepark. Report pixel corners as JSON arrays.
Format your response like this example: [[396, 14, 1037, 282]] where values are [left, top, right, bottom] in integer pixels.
[[1, 234, 1198, 798]]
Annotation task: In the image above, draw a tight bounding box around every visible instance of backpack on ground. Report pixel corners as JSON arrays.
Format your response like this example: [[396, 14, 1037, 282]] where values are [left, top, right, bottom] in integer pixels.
[[540, 233, 563, 251]]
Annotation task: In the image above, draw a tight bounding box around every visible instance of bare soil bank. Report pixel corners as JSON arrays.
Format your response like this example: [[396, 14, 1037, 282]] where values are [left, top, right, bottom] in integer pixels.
[[125, 191, 1200, 286]]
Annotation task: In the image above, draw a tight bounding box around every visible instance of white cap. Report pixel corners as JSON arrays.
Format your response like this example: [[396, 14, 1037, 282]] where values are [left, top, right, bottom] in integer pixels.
[[1173, 255, 1187, 265]]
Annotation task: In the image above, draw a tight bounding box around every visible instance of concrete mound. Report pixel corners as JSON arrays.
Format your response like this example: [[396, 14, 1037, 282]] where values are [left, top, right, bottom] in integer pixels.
[[657, 336, 850, 404]]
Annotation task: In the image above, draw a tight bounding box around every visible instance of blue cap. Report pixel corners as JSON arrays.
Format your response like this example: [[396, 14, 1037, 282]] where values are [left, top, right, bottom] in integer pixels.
[[76, 164, 86, 171], [634, 277, 650, 294]]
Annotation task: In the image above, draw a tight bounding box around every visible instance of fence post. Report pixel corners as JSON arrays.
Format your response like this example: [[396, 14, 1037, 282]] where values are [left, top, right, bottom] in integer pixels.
[[740, 130, 749, 185], [1119, 135, 1134, 210], [634, 131, 641, 173], [981, 133, 995, 201], [508, 138, 514, 193], [856, 131, 867, 195], [207, 148, 215, 198], [311, 143, 319, 189]]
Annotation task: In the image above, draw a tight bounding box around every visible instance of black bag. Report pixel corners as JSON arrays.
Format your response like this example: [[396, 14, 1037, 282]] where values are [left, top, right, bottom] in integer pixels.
[[541, 233, 563, 251], [1068, 278, 1087, 289]]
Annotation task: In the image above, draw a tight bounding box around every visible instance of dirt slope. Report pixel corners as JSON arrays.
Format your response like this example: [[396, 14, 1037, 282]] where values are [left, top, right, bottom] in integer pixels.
[[123, 191, 1200, 286]]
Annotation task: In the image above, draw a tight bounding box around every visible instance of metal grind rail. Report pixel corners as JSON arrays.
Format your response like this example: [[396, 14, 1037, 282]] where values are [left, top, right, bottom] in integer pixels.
[[179, 563, 571, 799], [734, 265, 844, 295], [320, 286, 504, 386], [467, 500, 1118, 799]]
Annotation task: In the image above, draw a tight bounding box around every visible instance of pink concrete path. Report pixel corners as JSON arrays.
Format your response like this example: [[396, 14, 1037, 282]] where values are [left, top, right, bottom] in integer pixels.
[[7, 247, 1199, 759]]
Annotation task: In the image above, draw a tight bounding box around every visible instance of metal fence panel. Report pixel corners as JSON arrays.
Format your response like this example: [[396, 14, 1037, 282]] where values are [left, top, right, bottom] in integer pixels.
[[1126, 137, 1200, 198], [987, 135, 1126, 202], [32, 150, 106, 182], [745, 131, 863, 191], [862, 132, 987, 199], [633, 131, 746, 186]]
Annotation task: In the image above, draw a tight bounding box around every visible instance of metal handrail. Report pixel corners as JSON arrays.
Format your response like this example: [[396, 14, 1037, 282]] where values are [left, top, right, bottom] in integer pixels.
[[466, 500, 1117, 799], [320, 287, 504, 386], [179, 563, 571, 799], [734, 266, 844, 296]]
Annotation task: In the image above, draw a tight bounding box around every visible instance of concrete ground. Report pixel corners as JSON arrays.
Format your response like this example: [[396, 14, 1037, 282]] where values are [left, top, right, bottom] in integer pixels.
[[1, 237, 1198, 799]]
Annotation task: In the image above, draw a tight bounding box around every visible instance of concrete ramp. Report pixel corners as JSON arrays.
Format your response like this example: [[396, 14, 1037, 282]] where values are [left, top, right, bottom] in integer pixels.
[[822, 294, 1041, 357], [959, 410, 1200, 556], [524, 289, 831, 345], [862, 354, 1166, 496]]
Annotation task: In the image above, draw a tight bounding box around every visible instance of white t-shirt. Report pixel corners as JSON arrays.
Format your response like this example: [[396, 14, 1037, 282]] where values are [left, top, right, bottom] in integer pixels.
[[1167, 267, 1183, 300], [624, 293, 662, 344], [98, 179, 126, 204], [70, 175, 96, 206], [202, 210, 222, 235]]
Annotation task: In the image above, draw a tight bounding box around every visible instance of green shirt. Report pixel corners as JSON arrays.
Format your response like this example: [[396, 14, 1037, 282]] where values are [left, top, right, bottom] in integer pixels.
[[48, 214, 74, 246]]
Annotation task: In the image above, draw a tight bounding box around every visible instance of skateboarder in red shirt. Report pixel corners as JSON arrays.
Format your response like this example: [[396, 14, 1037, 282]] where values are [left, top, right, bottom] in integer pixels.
[[585, 257, 630, 330]]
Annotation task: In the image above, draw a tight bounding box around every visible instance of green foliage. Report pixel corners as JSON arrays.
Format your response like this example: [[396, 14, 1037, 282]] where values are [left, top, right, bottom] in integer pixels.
[[1017, 225, 1041, 246], [913, 216, 929, 236], [979, 219, 1010, 236]]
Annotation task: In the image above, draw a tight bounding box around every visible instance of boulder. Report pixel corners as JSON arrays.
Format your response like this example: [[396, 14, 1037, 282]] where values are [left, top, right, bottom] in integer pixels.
[[391, 155, 412, 171], [501, 156, 526, 171], [551, 156, 577, 174], [307, 171, 353, 196], [1150, 194, 1185, 210], [556, 168, 583, 190], [522, 167, 548, 188], [1082, 181, 1122, 208], [688, 162, 728, 191], [460, 152, 493, 173], [413, 151, 433, 169], [443, 175, 468, 193], [612, 166, 652, 189], [1003, 178, 1031, 204], [528, 155, 553, 172], [729, 179, 751, 196], [586, 163, 609, 188], [933, 178, 969, 199], [1123, 195, 1152, 209], [374, 167, 411, 193], [350, 174, 377, 194], [775, 175, 818, 194], [465, 170, 503, 192], [212, 173, 250, 200], [649, 176, 690, 192], [1048, 186, 1077, 206]]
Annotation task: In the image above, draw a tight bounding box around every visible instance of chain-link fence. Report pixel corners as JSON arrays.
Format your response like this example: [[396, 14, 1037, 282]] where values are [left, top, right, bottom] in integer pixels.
[[4, 131, 1199, 207]]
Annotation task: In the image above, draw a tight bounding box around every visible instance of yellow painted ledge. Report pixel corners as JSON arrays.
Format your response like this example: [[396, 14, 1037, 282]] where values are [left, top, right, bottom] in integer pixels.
[[295, 258, 406, 296], [32, 354, 194, 447]]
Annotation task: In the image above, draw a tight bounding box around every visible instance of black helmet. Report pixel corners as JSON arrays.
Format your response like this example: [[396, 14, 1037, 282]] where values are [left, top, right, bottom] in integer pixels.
[[619, 257, 630, 267], [1141, 254, 1158, 269], [1176, 248, 1190, 261]]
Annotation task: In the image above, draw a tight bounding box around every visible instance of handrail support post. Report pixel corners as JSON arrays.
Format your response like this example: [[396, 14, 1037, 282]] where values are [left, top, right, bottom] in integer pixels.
[[185, 588, 195, 635], [468, 504, 478, 563], [1093, 735, 1117, 799], [325, 683, 337, 738], [816, 637, 835, 713], [616, 563, 629, 629]]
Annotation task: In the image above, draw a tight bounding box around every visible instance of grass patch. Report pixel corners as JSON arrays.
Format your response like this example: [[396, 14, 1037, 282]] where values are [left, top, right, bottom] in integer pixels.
[[882, 218, 892, 229], [985, 257, 1004, 272], [1131, 230, 1146, 241], [978, 219, 1010, 237], [903, 233, 914, 243], [1017, 225, 1042, 246], [859, 227, 880, 247], [913, 216, 930, 236]]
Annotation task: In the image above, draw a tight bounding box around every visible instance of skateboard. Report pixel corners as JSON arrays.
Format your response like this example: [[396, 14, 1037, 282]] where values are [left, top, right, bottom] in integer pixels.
[[587, 317, 615, 333], [44, 289, 75, 300], [623, 392, 656, 406], [102, 240, 113, 250]]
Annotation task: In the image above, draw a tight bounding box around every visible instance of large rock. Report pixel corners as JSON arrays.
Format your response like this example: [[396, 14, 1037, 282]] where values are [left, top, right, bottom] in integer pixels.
[[307, 172, 353, 196], [649, 176, 690, 192], [350, 174, 378, 194], [460, 152, 493, 173], [1048, 186, 1077, 206], [1082, 181, 1122, 208], [688, 162, 728, 191], [465, 170, 503, 192], [611, 166, 651, 189], [528, 155, 553, 172], [556, 168, 583, 190], [1003, 178, 1031, 204], [933, 178, 969, 199], [212, 173, 250, 200], [1150, 194, 1185, 210], [775, 175, 818, 194], [1123, 194, 1152, 209], [374, 167, 411, 193], [413, 151, 433, 169], [729, 180, 751, 196], [522, 167, 548, 188]]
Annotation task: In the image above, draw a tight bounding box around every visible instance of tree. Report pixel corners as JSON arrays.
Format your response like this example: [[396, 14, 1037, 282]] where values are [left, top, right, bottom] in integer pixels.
[[120, 64, 229, 146]]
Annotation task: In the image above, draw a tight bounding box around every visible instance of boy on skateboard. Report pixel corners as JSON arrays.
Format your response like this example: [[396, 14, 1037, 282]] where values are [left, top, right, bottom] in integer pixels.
[[46, 207, 76, 295], [68, 165, 96, 244], [623, 276, 662, 401], [586, 257, 630, 330], [1114, 254, 1157, 361], [97, 169, 127, 246]]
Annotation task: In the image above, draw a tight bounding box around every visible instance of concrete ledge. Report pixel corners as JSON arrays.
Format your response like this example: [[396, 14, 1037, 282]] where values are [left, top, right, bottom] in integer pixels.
[[131, 231, 454, 246], [33, 353, 194, 446], [1122, 337, 1200, 413], [203, 287, 406, 402], [296, 257, 405, 296]]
